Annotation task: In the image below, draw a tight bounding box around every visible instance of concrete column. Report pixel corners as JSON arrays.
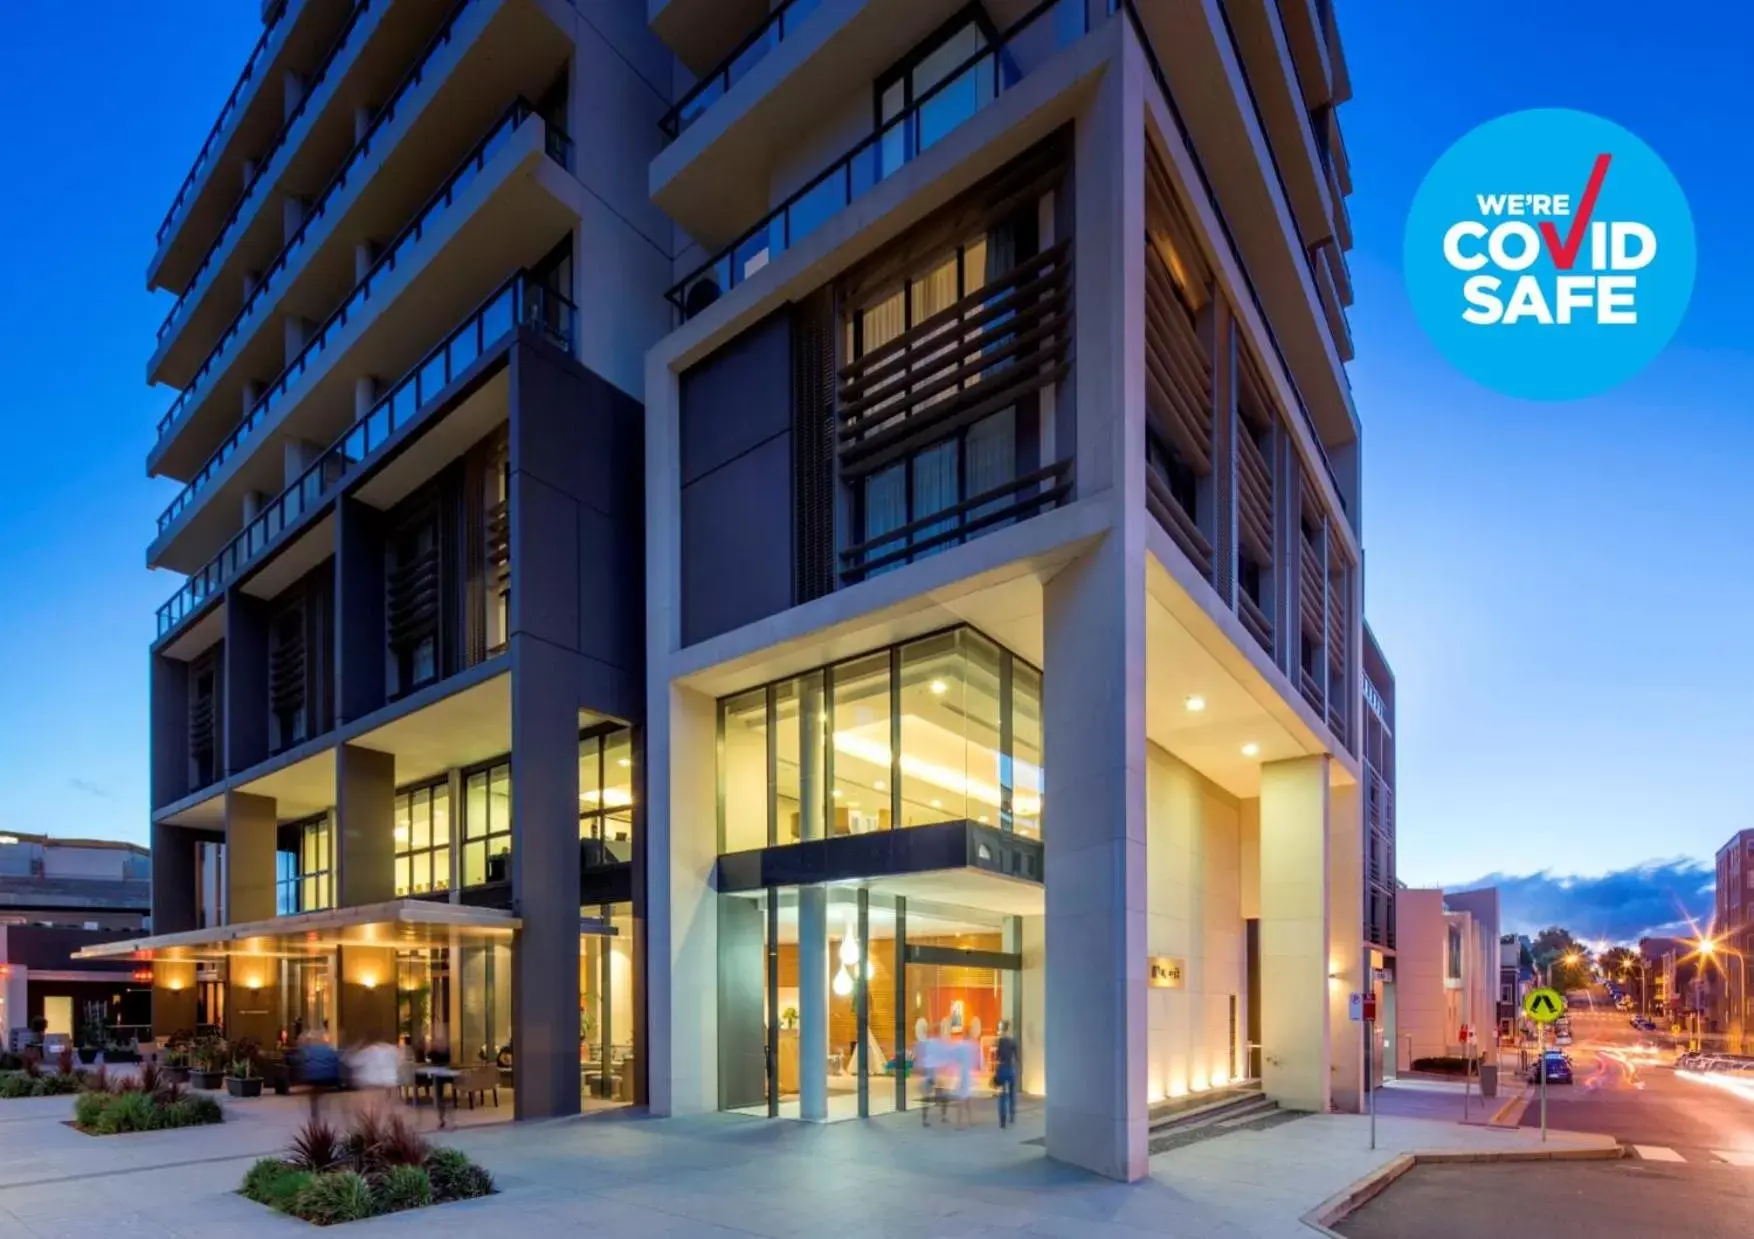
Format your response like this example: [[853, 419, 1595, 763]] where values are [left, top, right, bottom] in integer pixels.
[[336, 744, 395, 907], [284, 438, 321, 486], [798, 886, 828, 1121], [284, 314, 313, 359], [354, 375, 380, 421], [1043, 537, 1149, 1180], [151, 961, 198, 1038], [150, 655, 190, 810], [338, 946, 398, 1044], [508, 635, 582, 1119], [1258, 755, 1331, 1112], [354, 241, 381, 284], [225, 790, 278, 923], [283, 69, 306, 122], [1020, 914, 1046, 1095], [1327, 779, 1365, 1112], [150, 823, 200, 934], [646, 683, 718, 1115]]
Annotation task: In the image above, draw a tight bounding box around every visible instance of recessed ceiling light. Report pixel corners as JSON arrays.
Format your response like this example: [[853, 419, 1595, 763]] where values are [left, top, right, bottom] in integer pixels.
[[1241, 742, 1260, 758], [1184, 695, 1206, 713], [929, 679, 948, 695], [831, 789, 842, 798], [977, 816, 989, 824], [617, 758, 631, 768], [930, 799, 942, 809], [874, 780, 886, 791]]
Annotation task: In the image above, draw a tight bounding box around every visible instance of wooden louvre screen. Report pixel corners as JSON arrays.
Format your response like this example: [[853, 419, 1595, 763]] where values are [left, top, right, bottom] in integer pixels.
[[386, 499, 443, 678], [187, 645, 221, 786], [793, 289, 837, 603], [267, 600, 308, 734], [1143, 139, 1217, 582], [1233, 345, 1276, 655], [836, 240, 1072, 478], [1326, 546, 1350, 743]]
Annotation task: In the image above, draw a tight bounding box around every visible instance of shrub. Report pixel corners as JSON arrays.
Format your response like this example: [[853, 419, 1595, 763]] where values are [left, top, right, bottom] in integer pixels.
[[137, 1061, 162, 1096], [268, 1170, 314, 1213], [293, 1170, 379, 1225], [289, 1117, 345, 1172], [82, 1064, 110, 1094], [94, 1090, 157, 1134], [377, 1111, 430, 1170], [424, 1147, 494, 1201], [241, 1158, 294, 1204], [342, 1107, 390, 1173], [374, 1164, 433, 1214], [74, 1089, 109, 1128], [0, 1073, 31, 1099], [169, 1094, 224, 1127]]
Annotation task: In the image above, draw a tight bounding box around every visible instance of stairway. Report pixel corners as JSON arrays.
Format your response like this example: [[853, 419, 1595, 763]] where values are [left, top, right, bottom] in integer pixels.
[[1147, 1081, 1280, 1141]]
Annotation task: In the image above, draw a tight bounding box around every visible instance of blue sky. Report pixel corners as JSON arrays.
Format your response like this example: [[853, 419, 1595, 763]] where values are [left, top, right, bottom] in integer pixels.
[[0, 4, 1748, 927]]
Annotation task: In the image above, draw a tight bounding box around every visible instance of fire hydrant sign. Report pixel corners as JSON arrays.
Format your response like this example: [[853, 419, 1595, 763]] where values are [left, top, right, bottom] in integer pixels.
[[1524, 986, 1566, 1024]]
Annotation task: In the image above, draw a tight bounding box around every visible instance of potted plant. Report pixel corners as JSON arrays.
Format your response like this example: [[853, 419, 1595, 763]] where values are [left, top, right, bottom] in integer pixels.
[[227, 1056, 262, 1098], [259, 1050, 291, 1096], [163, 1045, 191, 1084], [190, 1038, 227, 1089]]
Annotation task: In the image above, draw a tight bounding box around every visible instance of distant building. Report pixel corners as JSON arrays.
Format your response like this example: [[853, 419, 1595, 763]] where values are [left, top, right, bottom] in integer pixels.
[[1395, 886, 1500, 1066], [0, 833, 152, 1050], [1714, 829, 1754, 1049], [1498, 934, 1529, 1035]]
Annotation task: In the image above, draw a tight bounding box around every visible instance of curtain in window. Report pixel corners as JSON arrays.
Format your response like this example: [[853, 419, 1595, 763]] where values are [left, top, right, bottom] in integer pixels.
[[966, 408, 1016, 522], [911, 437, 960, 555], [863, 463, 908, 575]]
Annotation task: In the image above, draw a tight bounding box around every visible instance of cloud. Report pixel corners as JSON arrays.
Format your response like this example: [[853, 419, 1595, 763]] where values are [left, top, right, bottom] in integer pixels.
[[67, 777, 112, 800], [1449, 859, 1716, 944]]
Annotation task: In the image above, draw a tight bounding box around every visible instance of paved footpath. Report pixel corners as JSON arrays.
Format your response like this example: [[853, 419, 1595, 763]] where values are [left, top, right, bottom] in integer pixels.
[[0, 1091, 1614, 1238]]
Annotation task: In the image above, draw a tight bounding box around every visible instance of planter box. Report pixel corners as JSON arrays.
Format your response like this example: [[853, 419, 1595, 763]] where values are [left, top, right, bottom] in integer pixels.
[[164, 1065, 190, 1084], [76, 1048, 99, 1065], [190, 1069, 224, 1089], [226, 1076, 263, 1098]]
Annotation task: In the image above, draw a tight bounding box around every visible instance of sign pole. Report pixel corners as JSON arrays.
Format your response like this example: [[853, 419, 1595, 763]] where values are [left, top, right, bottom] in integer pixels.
[[1367, 1016, 1376, 1151], [1462, 1025, 1471, 1122], [1538, 1017, 1547, 1143]]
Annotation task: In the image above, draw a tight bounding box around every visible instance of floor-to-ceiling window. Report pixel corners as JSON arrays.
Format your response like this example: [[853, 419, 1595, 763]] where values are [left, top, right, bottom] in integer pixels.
[[716, 625, 1042, 849], [579, 902, 635, 1108], [462, 760, 511, 886], [394, 780, 451, 897], [276, 815, 333, 915], [578, 728, 634, 864]]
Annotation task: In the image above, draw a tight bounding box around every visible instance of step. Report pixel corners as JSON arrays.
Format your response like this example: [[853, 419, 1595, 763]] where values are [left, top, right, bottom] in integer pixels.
[[1149, 1089, 1275, 1135]]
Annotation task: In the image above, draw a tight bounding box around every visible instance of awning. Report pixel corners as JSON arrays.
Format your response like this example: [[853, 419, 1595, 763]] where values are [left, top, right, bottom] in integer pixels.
[[73, 899, 523, 964]]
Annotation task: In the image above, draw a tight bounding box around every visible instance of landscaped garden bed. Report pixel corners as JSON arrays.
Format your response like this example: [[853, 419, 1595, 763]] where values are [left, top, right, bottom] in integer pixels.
[[1, 1048, 92, 1098], [70, 1062, 224, 1133], [240, 1110, 495, 1225]]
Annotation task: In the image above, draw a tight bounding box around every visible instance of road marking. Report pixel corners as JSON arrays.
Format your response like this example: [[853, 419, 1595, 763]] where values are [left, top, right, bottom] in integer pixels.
[[1712, 1149, 1754, 1166], [1633, 1145, 1685, 1162]]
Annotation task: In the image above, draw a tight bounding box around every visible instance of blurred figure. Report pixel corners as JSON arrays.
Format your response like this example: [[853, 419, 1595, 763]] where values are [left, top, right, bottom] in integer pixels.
[[950, 1022, 976, 1128], [350, 1039, 401, 1108], [993, 1020, 1019, 1129], [915, 1017, 939, 1125], [295, 1027, 341, 1119]]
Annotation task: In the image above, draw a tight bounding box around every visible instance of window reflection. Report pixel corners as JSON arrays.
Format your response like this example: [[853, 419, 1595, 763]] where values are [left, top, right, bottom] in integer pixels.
[[579, 728, 635, 864]]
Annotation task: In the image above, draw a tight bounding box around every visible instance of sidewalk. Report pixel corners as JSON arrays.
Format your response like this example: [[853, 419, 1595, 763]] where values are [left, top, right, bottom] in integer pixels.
[[0, 1092, 1615, 1238]]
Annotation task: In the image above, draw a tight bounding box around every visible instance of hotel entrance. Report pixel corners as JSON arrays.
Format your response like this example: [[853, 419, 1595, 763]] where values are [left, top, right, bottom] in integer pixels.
[[718, 884, 1032, 1122]]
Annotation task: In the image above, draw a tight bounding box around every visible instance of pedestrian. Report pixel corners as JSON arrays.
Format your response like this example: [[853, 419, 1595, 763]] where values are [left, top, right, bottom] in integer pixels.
[[915, 1018, 939, 1126], [296, 1028, 341, 1119], [993, 1020, 1019, 1128], [950, 1025, 976, 1128], [349, 1039, 401, 1109]]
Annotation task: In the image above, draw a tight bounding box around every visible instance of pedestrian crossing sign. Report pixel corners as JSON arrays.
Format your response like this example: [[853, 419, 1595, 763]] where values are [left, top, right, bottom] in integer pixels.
[[1523, 986, 1565, 1024]]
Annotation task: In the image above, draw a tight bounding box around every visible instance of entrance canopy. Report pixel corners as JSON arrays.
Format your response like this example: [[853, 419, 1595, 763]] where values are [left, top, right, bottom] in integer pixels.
[[72, 899, 523, 964]]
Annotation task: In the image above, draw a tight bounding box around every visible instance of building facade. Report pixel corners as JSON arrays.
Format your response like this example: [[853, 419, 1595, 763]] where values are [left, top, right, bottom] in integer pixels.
[[1714, 829, 1753, 1050], [130, 0, 1374, 1180], [1361, 624, 1395, 1082], [0, 834, 153, 1050], [1393, 886, 1497, 1066]]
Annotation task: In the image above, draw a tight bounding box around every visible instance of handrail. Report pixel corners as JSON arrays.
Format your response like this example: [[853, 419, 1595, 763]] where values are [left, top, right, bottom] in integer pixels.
[[667, 0, 1086, 317], [156, 0, 488, 352], [156, 0, 378, 327], [156, 100, 550, 535], [1117, 0, 1343, 505], [156, 0, 292, 248], [657, 0, 822, 139], [156, 275, 575, 638]]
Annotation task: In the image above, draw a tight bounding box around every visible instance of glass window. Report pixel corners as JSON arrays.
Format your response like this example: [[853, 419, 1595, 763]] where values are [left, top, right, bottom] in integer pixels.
[[898, 631, 1001, 827], [464, 761, 512, 886], [295, 816, 333, 913], [722, 691, 769, 853], [394, 782, 451, 896], [1011, 662, 1043, 837], [774, 673, 827, 843], [580, 728, 635, 864], [831, 654, 892, 836]]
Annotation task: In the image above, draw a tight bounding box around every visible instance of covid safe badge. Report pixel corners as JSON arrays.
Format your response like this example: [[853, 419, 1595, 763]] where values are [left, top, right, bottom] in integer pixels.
[[1403, 109, 1695, 401]]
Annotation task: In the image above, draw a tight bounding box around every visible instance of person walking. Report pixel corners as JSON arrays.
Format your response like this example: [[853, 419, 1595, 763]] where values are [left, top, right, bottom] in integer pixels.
[[950, 1026, 976, 1128], [295, 1029, 341, 1119], [992, 1020, 1019, 1129], [914, 1018, 940, 1126]]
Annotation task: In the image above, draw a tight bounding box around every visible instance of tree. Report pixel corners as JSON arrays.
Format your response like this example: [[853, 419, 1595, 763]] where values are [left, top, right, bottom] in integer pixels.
[[1531, 927, 1594, 993], [1599, 945, 1638, 984]]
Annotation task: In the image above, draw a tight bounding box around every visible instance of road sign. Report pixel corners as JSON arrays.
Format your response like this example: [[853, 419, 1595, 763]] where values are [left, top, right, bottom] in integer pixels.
[[1459, 1024, 1472, 1042], [1349, 992, 1364, 1022], [1362, 995, 1377, 1022], [1524, 986, 1566, 1024]]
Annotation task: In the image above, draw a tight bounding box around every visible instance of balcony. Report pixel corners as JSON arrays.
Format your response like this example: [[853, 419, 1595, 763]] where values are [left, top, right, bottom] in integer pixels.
[[149, 109, 578, 575], [668, 0, 1103, 319], [658, 0, 822, 139], [150, 0, 570, 471], [157, 275, 574, 640], [150, 0, 354, 292], [649, 0, 773, 75]]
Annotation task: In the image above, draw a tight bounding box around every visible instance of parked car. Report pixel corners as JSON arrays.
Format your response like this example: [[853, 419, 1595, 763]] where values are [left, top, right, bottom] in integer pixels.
[[1528, 1051, 1573, 1084]]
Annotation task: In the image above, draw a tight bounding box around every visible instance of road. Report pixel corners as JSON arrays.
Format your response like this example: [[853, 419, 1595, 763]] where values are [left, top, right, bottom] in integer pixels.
[[1341, 988, 1754, 1236]]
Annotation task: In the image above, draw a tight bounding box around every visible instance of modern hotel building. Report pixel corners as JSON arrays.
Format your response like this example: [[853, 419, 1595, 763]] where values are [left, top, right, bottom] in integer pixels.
[[119, 0, 1378, 1181]]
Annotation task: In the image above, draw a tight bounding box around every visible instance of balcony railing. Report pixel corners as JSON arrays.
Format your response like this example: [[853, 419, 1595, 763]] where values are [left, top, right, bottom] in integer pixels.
[[657, 0, 823, 139], [155, 0, 378, 329], [156, 275, 574, 637], [156, 0, 496, 364], [667, 0, 1097, 319], [156, 0, 292, 249], [156, 100, 555, 536], [1118, 1, 1343, 506]]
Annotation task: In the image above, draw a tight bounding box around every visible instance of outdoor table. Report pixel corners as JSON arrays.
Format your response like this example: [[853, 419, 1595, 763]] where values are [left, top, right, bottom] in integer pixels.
[[420, 1066, 464, 1127]]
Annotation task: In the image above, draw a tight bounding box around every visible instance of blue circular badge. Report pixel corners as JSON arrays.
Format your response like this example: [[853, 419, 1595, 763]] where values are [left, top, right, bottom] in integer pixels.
[[1403, 109, 1694, 401]]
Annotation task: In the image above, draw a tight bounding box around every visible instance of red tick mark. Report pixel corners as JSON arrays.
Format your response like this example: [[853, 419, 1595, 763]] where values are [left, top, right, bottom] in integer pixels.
[[1540, 153, 1612, 270]]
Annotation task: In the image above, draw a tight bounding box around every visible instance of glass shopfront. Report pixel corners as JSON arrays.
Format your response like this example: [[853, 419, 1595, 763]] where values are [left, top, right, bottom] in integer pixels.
[[579, 902, 636, 1108], [718, 886, 1024, 1122], [718, 626, 1044, 851]]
